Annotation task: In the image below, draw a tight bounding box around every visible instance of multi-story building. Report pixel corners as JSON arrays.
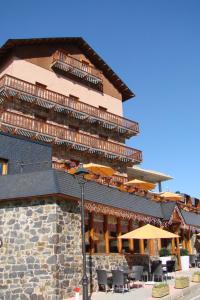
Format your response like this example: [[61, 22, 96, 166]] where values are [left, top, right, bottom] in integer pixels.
[[0, 37, 142, 175], [0, 38, 199, 299]]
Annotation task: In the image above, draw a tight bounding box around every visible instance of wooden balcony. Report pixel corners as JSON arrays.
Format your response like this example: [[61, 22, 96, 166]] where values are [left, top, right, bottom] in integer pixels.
[[0, 111, 142, 164], [0, 74, 139, 137], [52, 50, 103, 92]]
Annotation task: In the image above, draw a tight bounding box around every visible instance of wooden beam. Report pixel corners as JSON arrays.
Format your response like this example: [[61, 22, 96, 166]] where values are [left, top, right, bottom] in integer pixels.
[[171, 238, 175, 254], [89, 212, 95, 254], [182, 228, 186, 249], [187, 228, 192, 254], [104, 215, 109, 254], [157, 226, 164, 252], [117, 218, 122, 253], [139, 221, 144, 255], [128, 220, 134, 253], [148, 239, 155, 256]]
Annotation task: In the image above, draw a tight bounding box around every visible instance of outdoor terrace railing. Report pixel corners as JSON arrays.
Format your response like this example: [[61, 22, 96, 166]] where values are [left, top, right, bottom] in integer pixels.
[[0, 111, 142, 163], [52, 161, 128, 184], [52, 50, 103, 91], [0, 74, 139, 136]]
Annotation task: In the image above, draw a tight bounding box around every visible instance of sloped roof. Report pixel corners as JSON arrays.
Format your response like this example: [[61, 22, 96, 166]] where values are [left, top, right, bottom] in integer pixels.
[[1, 169, 199, 227], [0, 169, 162, 219], [0, 37, 134, 101], [180, 209, 200, 228], [160, 202, 177, 220]]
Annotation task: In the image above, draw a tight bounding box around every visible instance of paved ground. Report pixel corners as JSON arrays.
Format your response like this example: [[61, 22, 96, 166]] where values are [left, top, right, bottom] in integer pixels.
[[69, 268, 200, 300]]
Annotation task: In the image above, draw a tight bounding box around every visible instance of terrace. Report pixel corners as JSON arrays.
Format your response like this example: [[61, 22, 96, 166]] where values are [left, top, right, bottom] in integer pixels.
[[0, 74, 139, 138], [52, 50, 103, 92], [0, 110, 142, 164]]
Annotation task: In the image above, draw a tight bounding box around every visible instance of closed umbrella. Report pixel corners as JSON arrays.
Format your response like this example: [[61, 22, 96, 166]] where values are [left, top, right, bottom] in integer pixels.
[[124, 179, 156, 190]]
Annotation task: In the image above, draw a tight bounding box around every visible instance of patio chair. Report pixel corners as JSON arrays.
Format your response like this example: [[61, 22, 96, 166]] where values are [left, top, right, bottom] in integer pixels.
[[151, 261, 166, 282], [196, 256, 200, 268], [130, 266, 144, 281], [165, 260, 176, 279], [189, 255, 197, 267], [111, 270, 129, 293], [96, 269, 112, 293]]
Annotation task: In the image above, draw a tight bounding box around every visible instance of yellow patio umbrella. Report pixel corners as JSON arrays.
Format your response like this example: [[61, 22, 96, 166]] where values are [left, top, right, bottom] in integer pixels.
[[124, 179, 156, 190], [83, 163, 115, 177], [159, 192, 183, 201], [118, 224, 179, 240]]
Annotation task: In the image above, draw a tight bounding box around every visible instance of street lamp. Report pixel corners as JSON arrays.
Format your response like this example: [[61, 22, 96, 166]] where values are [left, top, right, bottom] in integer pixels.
[[74, 163, 89, 300]]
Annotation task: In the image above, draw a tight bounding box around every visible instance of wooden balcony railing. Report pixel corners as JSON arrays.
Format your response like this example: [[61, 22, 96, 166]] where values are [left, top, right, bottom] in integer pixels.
[[52, 161, 128, 186], [52, 50, 103, 91], [0, 74, 139, 136], [0, 111, 142, 163]]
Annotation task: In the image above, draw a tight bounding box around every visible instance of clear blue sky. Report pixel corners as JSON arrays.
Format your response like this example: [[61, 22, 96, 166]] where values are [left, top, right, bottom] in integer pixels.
[[0, 0, 200, 197]]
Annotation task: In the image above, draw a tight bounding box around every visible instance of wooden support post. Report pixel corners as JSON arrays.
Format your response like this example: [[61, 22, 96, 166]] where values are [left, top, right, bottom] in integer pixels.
[[139, 239, 145, 255], [128, 220, 134, 253], [148, 240, 155, 256], [139, 221, 144, 255], [187, 228, 192, 254], [171, 238, 175, 254], [157, 225, 164, 252], [182, 229, 186, 249], [104, 215, 109, 254], [117, 218, 122, 254], [89, 212, 95, 254], [176, 236, 181, 270]]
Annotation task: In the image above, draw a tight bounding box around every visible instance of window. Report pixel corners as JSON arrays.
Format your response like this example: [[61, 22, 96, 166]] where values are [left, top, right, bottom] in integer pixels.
[[81, 60, 90, 72], [35, 82, 47, 98], [35, 82, 47, 89], [108, 216, 118, 253], [69, 95, 79, 109], [99, 134, 108, 141], [35, 114, 47, 122], [69, 94, 79, 101], [69, 125, 79, 132], [121, 219, 129, 253], [99, 106, 107, 112], [0, 159, 8, 175]]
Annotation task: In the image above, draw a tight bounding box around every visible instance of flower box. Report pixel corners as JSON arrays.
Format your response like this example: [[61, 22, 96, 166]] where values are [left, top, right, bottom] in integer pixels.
[[152, 284, 170, 298], [192, 272, 200, 283], [175, 277, 189, 289]]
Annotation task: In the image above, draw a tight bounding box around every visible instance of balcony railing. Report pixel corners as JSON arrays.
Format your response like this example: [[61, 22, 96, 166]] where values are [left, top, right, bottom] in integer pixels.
[[52, 161, 128, 186], [0, 74, 139, 137], [52, 50, 103, 92], [0, 111, 142, 163]]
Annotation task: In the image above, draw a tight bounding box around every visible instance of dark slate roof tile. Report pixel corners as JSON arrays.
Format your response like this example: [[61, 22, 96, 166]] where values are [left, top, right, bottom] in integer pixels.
[[180, 209, 200, 227], [0, 169, 163, 219]]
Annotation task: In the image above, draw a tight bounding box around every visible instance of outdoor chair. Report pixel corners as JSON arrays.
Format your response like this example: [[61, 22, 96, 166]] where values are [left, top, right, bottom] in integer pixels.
[[111, 270, 129, 293], [196, 256, 200, 268], [189, 255, 197, 267], [130, 266, 144, 281], [96, 269, 112, 293], [165, 260, 176, 279], [151, 261, 166, 282]]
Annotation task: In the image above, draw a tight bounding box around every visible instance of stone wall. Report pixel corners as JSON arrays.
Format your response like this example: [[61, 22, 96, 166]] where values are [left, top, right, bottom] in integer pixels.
[[87, 253, 151, 292], [0, 197, 82, 300], [0, 196, 155, 299]]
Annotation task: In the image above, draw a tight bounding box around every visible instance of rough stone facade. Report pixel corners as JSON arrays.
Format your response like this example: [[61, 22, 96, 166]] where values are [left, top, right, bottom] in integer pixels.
[[0, 197, 82, 300], [0, 196, 156, 299]]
